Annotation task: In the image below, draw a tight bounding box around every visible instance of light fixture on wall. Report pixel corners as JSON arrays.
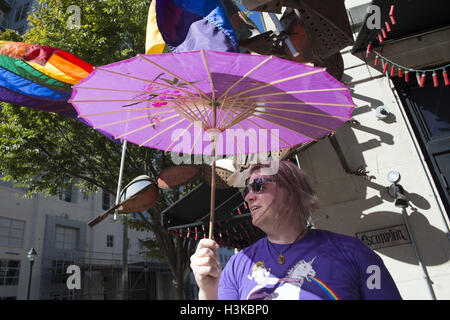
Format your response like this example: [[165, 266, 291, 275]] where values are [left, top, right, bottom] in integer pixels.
[[376, 105, 391, 120], [387, 170, 400, 183], [387, 170, 409, 208]]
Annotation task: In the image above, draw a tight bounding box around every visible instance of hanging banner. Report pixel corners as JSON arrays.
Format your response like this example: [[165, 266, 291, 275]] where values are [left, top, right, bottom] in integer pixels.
[[356, 225, 411, 250]]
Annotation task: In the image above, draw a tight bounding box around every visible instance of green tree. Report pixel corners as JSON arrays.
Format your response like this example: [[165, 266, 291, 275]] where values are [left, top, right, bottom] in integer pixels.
[[0, 29, 23, 42], [0, 0, 199, 299]]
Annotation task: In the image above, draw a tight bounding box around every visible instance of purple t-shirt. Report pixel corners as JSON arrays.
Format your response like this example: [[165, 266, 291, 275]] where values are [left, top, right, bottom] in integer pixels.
[[218, 229, 402, 300]]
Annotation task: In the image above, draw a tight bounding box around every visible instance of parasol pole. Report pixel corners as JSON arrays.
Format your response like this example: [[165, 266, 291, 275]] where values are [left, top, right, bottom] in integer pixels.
[[209, 140, 216, 239], [208, 104, 219, 240]]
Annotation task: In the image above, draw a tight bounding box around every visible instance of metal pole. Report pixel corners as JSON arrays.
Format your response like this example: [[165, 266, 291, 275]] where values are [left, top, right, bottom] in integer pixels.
[[401, 208, 437, 300], [112, 140, 129, 300], [114, 140, 128, 220], [122, 220, 128, 300], [268, 12, 299, 57], [294, 154, 314, 228], [118, 140, 129, 300], [25, 260, 34, 300], [386, 76, 450, 239], [294, 154, 301, 169], [144, 265, 148, 300]]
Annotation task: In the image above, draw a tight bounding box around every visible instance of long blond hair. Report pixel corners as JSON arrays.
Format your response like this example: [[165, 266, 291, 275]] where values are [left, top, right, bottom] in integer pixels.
[[249, 160, 320, 227]]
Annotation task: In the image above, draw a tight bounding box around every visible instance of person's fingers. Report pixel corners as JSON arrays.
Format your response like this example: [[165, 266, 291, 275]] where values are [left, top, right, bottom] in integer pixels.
[[196, 247, 219, 260], [196, 239, 219, 251], [191, 251, 221, 270], [192, 239, 220, 263], [193, 265, 221, 279], [190, 238, 222, 282], [194, 256, 221, 268]]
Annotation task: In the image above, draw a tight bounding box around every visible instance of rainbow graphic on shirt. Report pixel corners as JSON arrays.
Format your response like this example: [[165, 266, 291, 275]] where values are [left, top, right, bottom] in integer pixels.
[[307, 276, 341, 300]]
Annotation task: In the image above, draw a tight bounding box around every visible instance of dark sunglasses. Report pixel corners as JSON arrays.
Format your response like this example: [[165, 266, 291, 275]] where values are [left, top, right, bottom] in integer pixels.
[[242, 178, 278, 199]]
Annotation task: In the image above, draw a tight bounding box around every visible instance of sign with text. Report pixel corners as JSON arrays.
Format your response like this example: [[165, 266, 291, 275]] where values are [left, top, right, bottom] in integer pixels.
[[356, 225, 411, 250]]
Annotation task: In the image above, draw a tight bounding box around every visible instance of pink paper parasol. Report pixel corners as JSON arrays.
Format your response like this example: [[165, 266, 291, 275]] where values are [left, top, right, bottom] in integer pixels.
[[70, 50, 355, 238]]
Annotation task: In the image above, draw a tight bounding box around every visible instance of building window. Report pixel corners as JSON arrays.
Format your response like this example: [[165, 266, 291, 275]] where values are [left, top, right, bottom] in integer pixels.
[[0, 217, 25, 247], [55, 225, 78, 250], [59, 181, 73, 203], [51, 260, 73, 284], [102, 190, 111, 210], [106, 235, 114, 248], [0, 260, 21, 286]]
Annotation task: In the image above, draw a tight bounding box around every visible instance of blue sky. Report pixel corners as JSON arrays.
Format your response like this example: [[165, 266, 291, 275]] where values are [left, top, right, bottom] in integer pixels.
[[236, 2, 265, 33]]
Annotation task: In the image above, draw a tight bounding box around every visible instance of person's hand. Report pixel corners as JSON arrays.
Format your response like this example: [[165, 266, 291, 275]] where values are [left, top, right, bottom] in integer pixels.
[[190, 239, 222, 299]]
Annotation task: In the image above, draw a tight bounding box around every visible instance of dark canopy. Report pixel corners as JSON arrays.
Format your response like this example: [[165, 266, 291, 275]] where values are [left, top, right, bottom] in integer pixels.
[[162, 182, 265, 249], [351, 0, 450, 54]]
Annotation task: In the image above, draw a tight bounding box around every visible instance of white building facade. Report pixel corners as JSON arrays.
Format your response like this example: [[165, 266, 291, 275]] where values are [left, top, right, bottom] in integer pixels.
[[0, 0, 34, 34], [0, 179, 175, 300], [259, 0, 450, 299]]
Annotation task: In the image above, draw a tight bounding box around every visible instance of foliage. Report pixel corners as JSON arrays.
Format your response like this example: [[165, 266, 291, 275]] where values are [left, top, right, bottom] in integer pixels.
[[25, 0, 149, 65], [0, 0, 201, 299], [0, 29, 23, 42]]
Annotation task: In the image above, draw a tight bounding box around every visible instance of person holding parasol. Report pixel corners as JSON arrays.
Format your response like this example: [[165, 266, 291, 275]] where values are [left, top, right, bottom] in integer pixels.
[[190, 160, 402, 300]]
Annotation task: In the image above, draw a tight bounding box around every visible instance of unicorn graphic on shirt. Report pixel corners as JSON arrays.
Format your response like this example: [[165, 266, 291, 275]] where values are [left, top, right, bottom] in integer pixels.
[[267, 257, 316, 300], [246, 257, 317, 300]]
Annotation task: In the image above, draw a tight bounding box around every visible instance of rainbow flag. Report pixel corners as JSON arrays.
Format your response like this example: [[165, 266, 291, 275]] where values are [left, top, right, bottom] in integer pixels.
[[147, 0, 240, 53], [0, 41, 117, 141], [0, 41, 93, 118]]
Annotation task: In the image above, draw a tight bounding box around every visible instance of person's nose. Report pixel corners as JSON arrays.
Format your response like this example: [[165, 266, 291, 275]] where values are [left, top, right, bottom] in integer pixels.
[[245, 188, 256, 203]]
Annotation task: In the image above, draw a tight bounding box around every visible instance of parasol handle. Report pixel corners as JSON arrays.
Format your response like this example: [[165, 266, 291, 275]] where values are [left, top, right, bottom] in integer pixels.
[[209, 150, 216, 239], [207, 129, 220, 240]]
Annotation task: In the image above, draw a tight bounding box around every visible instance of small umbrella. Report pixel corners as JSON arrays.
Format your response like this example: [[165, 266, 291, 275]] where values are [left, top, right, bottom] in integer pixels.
[[70, 49, 355, 238]]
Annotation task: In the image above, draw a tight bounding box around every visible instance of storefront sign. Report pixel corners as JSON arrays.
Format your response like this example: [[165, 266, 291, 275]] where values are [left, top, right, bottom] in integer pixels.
[[356, 225, 411, 250]]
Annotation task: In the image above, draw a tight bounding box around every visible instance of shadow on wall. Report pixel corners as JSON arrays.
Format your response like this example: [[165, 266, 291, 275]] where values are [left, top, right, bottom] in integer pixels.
[[357, 209, 449, 266], [313, 172, 448, 266], [304, 81, 448, 267], [324, 87, 396, 178]]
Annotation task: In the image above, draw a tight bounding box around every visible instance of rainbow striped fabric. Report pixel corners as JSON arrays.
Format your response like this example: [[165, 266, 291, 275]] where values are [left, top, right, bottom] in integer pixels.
[[0, 41, 119, 141], [0, 40, 93, 118]]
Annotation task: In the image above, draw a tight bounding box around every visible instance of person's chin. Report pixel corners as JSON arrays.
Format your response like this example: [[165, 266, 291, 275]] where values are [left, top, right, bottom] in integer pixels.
[[251, 208, 266, 227]]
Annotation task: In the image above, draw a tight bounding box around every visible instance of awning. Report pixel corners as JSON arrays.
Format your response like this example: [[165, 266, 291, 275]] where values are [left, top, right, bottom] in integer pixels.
[[351, 0, 450, 54]]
